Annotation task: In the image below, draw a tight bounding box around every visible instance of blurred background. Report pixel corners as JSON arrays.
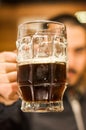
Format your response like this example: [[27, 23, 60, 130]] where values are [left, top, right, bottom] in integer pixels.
[[0, 0, 86, 51]]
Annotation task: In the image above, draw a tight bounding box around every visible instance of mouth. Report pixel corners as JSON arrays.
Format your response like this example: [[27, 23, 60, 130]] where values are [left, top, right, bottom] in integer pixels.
[[67, 72, 76, 85], [67, 68, 77, 77], [67, 71, 76, 78]]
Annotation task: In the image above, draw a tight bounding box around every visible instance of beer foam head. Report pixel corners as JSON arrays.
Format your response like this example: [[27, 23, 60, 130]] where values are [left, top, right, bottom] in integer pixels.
[[18, 56, 66, 65]]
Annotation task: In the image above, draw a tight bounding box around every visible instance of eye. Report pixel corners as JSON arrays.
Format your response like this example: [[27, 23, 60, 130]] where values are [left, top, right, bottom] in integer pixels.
[[75, 47, 86, 54]]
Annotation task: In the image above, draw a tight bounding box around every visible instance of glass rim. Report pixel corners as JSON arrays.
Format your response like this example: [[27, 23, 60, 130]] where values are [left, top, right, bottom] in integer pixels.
[[18, 19, 65, 29]]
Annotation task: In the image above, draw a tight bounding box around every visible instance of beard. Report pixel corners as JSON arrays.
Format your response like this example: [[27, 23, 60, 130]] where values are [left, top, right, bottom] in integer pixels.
[[66, 66, 86, 96], [67, 68, 85, 89]]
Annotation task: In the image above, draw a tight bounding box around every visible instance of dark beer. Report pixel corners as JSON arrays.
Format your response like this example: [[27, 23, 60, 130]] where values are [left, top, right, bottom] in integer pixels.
[[17, 62, 66, 103]]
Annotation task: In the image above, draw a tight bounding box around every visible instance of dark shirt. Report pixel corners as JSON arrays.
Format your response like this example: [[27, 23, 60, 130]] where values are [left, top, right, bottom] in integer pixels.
[[0, 100, 31, 130], [0, 92, 86, 130]]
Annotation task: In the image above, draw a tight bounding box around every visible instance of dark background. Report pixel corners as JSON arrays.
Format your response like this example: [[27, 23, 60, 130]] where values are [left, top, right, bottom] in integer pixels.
[[0, 0, 86, 5]]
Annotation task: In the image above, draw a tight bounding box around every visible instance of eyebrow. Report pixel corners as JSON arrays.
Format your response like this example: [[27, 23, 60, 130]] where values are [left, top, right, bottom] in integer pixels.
[[74, 46, 86, 52]]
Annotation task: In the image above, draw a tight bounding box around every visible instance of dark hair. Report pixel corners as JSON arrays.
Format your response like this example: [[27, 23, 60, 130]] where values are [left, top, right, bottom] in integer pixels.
[[49, 14, 85, 28]]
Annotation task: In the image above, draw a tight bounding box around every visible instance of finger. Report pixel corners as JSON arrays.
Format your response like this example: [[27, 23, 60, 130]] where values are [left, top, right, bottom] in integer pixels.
[[0, 82, 19, 100], [0, 63, 17, 74], [0, 71, 17, 83], [7, 71, 17, 82], [8, 82, 19, 100], [0, 95, 18, 105], [9, 92, 19, 100], [6, 63, 17, 73], [0, 73, 9, 83], [0, 51, 17, 63]]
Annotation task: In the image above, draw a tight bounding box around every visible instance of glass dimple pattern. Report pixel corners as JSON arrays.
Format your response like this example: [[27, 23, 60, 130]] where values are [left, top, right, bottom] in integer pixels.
[[16, 34, 67, 63]]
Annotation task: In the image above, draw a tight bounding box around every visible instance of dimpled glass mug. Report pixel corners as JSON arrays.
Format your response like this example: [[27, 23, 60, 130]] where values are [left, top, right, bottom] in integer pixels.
[[16, 20, 67, 112]]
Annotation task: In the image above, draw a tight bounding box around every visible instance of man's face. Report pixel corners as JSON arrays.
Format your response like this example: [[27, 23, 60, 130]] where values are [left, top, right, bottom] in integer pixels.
[[67, 25, 86, 87]]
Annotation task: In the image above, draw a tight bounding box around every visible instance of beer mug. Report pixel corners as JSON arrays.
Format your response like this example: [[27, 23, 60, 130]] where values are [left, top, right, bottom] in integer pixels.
[[16, 20, 67, 112]]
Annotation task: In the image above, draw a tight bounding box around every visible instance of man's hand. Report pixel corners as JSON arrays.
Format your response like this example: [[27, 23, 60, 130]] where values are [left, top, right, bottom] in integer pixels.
[[0, 51, 19, 105]]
